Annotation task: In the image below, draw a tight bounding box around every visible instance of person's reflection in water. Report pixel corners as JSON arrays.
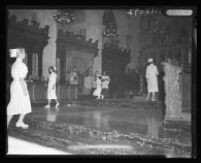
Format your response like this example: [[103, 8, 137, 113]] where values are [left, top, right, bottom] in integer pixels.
[[46, 109, 59, 122], [83, 112, 92, 127], [102, 114, 109, 130], [146, 116, 161, 138], [93, 111, 101, 128], [92, 111, 110, 130]]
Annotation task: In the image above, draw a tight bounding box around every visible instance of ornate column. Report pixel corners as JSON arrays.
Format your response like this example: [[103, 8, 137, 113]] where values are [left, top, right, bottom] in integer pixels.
[[163, 62, 182, 121], [60, 54, 66, 83], [27, 49, 33, 77], [38, 51, 43, 78]]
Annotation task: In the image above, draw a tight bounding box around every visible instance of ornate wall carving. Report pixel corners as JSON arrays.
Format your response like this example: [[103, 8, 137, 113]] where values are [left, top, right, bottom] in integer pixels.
[[56, 30, 99, 83], [102, 43, 131, 97], [8, 14, 49, 79], [163, 62, 182, 120]]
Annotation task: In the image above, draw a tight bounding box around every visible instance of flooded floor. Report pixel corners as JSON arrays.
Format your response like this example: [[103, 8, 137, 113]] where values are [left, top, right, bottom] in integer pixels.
[[7, 100, 192, 157]]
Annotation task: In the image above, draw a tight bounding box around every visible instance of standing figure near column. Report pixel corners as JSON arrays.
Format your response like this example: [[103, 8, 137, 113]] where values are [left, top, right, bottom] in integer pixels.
[[145, 58, 159, 101], [83, 72, 93, 95], [93, 71, 104, 100], [44, 66, 60, 109], [91, 73, 97, 96], [7, 48, 32, 129], [101, 71, 110, 98], [70, 67, 78, 99]]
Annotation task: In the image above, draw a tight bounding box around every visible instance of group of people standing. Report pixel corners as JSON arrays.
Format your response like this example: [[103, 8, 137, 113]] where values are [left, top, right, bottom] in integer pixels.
[[6, 48, 111, 129], [44, 65, 111, 109], [7, 47, 158, 130]]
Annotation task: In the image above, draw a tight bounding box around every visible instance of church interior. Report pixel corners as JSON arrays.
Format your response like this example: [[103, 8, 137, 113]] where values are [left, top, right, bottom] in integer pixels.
[[6, 8, 196, 157]]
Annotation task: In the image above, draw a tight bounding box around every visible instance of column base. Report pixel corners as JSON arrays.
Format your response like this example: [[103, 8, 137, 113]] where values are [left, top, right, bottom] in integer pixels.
[[165, 112, 191, 122]]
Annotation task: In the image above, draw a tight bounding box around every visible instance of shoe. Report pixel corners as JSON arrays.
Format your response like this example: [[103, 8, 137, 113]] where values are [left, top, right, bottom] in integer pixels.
[[97, 96, 100, 99], [16, 122, 29, 129], [151, 99, 156, 101], [44, 104, 50, 109], [101, 95, 104, 100], [55, 103, 60, 108]]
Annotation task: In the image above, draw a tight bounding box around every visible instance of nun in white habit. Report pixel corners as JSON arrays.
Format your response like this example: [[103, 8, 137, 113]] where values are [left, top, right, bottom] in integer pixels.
[[44, 66, 60, 109], [145, 58, 159, 101], [7, 48, 32, 129]]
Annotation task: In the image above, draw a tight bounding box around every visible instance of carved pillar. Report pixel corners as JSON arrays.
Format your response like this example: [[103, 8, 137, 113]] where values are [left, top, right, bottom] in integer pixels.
[[163, 62, 182, 121], [38, 51, 43, 78], [27, 49, 33, 77], [60, 54, 66, 82]]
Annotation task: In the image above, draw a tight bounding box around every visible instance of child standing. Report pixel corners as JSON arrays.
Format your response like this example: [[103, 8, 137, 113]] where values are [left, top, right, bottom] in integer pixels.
[[93, 71, 104, 100], [44, 66, 60, 109]]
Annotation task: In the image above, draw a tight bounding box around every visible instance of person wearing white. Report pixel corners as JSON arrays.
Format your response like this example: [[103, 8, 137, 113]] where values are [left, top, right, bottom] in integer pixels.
[[93, 71, 104, 100], [44, 66, 60, 109], [145, 58, 159, 101], [7, 48, 32, 129], [101, 72, 110, 98]]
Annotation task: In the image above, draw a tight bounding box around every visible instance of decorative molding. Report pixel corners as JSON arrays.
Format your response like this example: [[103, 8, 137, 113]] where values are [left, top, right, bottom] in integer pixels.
[[163, 62, 183, 121], [57, 29, 99, 57], [102, 42, 131, 79], [102, 43, 131, 63], [8, 14, 50, 78], [9, 15, 49, 38]]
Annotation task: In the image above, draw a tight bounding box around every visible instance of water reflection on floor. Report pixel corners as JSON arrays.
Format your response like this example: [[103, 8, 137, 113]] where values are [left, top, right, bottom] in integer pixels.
[[9, 102, 191, 156], [33, 104, 165, 139]]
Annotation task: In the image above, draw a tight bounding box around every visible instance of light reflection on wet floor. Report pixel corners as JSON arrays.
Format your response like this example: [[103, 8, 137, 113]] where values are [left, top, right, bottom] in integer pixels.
[[31, 104, 164, 139], [9, 103, 191, 157]]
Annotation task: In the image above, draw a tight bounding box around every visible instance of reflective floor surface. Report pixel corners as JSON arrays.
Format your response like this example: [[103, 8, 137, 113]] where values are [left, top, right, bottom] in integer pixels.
[[7, 100, 192, 157]]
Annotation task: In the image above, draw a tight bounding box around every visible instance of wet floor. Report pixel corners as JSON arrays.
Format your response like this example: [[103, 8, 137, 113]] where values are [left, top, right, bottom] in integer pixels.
[[8, 100, 192, 157], [28, 104, 188, 139]]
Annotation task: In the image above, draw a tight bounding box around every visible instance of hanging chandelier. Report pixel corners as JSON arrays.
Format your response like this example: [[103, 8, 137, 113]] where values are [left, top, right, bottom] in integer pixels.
[[102, 10, 119, 39], [103, 25, 119, 39], [54, 10, 75, 25]]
